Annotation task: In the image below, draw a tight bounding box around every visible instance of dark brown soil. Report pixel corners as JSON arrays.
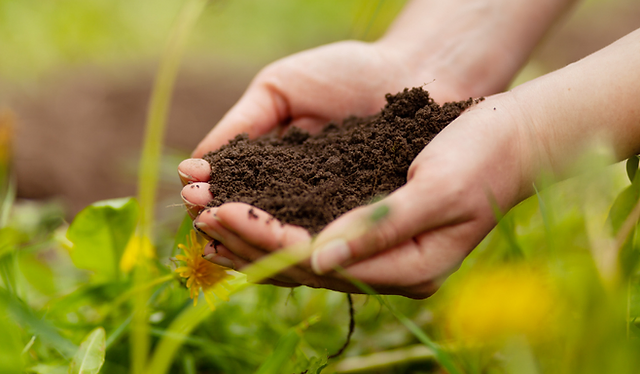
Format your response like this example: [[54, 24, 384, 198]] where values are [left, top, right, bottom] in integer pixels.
[[203, 88, 478, 234]]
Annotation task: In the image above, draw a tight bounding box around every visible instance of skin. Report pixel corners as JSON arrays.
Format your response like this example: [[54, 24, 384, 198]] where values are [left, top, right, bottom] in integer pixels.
[[177, 0, 640, 298]]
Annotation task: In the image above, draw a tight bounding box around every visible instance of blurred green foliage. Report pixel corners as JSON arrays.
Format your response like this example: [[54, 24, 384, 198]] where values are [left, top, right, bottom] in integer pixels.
[[0, 0, 405, 82]]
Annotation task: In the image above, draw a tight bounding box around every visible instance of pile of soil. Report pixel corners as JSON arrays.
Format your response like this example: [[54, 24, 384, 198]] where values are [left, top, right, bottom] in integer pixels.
[[203, 87, 478, 234]]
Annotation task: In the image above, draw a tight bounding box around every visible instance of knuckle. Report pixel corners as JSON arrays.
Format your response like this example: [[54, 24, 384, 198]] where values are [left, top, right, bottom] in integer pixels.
[[359, 220, 401, 256]]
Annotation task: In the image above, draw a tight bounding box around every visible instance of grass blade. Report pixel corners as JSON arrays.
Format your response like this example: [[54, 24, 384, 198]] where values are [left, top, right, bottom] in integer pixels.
[[132, 0, 209, 372]]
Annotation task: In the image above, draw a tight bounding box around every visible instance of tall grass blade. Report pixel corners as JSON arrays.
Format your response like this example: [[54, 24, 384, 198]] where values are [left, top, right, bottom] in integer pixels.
[[132, 0, 209, 372]]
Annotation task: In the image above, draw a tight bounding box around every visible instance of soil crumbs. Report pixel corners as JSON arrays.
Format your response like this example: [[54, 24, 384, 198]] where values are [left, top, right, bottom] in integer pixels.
[[203, 87, 478, 234]]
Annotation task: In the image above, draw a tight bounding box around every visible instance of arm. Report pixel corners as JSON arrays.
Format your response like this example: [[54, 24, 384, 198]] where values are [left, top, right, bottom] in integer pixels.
[[378, 0, 578, 99]]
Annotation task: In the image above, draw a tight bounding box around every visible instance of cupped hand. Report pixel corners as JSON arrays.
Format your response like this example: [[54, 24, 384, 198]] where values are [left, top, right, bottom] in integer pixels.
[[189, 40, 468, 159], [180, 92, 534, 298]]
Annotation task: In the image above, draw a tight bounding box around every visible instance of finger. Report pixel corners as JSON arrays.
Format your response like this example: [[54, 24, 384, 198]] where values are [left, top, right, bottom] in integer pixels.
[[202, 242, 302, 287], [287, 117, 331, 135], [338, 218, 487, 298], [310, 174, 485, 275], [192, 82, 289, 158], [181, 182, 213, 219], [214, 202, 311, 252], [194, 207, 316, 284], [178, 158, 211, 186]]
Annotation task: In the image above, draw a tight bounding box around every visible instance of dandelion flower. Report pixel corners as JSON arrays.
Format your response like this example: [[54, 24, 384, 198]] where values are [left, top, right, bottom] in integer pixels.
[[442, 265, 559, 345], [175, 230, 233, 310]]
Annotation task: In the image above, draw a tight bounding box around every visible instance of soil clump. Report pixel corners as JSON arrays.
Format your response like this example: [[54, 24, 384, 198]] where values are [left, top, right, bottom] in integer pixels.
[[203, 87, 478, 234]]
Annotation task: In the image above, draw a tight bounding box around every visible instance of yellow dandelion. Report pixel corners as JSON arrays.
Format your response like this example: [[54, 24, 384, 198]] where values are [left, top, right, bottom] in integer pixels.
[[120, 234, 155, 273], [441, 265, 560, 345], [175, 230, 233, 310]]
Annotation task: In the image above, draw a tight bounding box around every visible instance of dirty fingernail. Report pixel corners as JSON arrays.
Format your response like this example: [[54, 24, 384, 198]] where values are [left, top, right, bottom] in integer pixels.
[[205, 255, 235, 269], [195, 220, 222, 241], [178, 169, 193, 184], [180, 192, 198, 209], [311, 239, 350, 275], [193, 221, 212, 239]]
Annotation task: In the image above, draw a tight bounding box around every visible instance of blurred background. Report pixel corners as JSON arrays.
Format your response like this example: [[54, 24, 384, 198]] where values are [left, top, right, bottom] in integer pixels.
[[0, 0, 639, 217]]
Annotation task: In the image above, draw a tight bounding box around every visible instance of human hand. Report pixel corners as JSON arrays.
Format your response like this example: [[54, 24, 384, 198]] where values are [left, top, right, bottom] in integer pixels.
[[180, 92, 532, 298], [189, 40, 469, 159]]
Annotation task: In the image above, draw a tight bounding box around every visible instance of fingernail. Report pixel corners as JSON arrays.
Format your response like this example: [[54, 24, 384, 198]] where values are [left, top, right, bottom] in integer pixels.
[[180, 192, 197, 208], [178, 169, 192, 184], [205, 255, 235, 269], [311, 239, 350, 275], [193, 221, 213, 240], [194, 220, 222, 241]]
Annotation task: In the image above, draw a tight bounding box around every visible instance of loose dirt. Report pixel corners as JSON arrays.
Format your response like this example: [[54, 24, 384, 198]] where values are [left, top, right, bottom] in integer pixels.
[[204, 87, 479, 234]]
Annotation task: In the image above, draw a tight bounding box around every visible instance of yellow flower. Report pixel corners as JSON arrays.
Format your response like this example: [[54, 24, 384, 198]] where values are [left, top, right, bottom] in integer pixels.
[[175, 230, 233, 310], [441, 265, 559, 345], [120, 234, 155, 273]]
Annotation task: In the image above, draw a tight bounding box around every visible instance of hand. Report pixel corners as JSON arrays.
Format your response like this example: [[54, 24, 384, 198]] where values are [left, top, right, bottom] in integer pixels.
[[180, 92, 532, 298], [179, 39, 472, 219], [189, 40, 469, 159]]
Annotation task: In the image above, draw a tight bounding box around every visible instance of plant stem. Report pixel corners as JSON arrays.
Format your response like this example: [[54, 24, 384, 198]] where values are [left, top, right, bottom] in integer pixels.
[[145, 302, 212, 374], [136, 0, 208, 242], [132, 0, 209, 372]]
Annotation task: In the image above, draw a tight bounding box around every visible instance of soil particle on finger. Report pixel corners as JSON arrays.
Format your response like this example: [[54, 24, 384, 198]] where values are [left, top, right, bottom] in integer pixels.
[[248, 208, 259, 220], [203, 87, 479, 234]]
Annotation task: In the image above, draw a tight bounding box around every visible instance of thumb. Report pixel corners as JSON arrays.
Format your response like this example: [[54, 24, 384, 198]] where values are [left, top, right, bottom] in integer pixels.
[[192, 82, 289, 158], [310, 180, 469, 275]]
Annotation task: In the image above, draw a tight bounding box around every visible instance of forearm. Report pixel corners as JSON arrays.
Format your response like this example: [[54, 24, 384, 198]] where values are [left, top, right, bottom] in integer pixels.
[[376, 0, 578, 99], [510, 27, 640, 184]]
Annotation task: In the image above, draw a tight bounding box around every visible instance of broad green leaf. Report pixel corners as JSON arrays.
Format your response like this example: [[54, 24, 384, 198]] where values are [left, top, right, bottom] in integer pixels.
[[28, 364, 68, 374], [66, 197, 138, 282], [69, 327, 106, 374], [18, 252, 56, 296]]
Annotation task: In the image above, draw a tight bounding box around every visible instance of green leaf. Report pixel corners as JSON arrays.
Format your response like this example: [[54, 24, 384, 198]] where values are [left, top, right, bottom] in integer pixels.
[[18, 252, 56, 296], [172, 214, 194, 257], [28, 364, 68, 374], [608, 184, 640, 234], [254, 329, 301, 374], [66, 197, 139, 282], [69, 327, 106, 374], [627, 155, 639, 183]]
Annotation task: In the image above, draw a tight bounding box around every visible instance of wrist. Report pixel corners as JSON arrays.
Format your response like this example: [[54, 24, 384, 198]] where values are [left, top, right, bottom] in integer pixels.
[[375, 0, 576, 100]]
